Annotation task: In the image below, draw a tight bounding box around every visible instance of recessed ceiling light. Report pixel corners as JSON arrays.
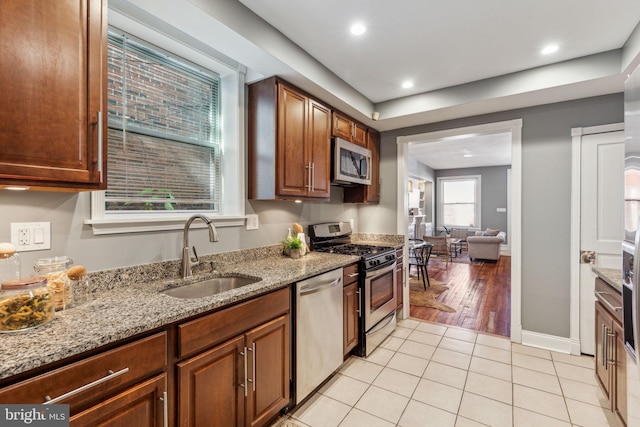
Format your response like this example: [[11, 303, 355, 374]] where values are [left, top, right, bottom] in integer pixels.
[[463, 154, 474, 158], [350, 22, 366, 36], [541, 44, 559, 55], [402, 81, 414, 89]]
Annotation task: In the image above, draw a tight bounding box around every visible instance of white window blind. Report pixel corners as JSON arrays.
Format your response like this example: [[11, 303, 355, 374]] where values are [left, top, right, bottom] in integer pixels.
[[106, 33, 221, 213]]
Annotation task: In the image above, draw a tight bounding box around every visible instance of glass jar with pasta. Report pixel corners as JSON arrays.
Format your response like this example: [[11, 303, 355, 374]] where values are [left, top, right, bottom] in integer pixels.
[[0, 277, 54, 332], [33, 256, 73, 311]]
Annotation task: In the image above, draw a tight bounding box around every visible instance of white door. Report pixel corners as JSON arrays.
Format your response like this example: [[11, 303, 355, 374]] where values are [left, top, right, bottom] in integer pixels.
[[580, 130, 624, 355]]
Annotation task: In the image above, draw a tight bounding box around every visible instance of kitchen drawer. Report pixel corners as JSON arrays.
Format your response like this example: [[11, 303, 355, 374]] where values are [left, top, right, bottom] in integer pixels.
[[595, 277, 623, 324], [0, 332, 167, 411], [178, 287, 290, 358], [396, 248, 404, 266], [343, 263, 359, 286]]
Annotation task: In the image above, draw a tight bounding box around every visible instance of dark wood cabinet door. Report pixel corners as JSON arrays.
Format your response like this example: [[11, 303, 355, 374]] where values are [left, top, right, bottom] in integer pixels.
[[177, 336, 245, 427], [613, 319, 628, 426], [332, 112, 353, 141], [366, 130, 380, 202], [0, 0, 106, 190], [307, 99, 331, 198], [71, 374, 166, 427], [343, 282, 359, 356], [595, 302, 612, 400], [352, 122, 367, 147], [277, 84, 308, 198], [245, 314, 290, 427]]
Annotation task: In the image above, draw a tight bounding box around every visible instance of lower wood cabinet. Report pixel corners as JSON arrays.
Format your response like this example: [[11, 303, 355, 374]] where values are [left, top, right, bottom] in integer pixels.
[[594, 277, 627, 426], [343, 263, 359, 357], [71, 374, 167, 427], [176, 287, 291, 427], [0, 332, 168, 427], [396, 248, 404, 309]]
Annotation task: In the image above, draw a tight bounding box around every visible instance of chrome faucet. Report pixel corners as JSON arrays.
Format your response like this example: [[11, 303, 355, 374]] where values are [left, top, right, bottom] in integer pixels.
[[182, 214, 219, 279]]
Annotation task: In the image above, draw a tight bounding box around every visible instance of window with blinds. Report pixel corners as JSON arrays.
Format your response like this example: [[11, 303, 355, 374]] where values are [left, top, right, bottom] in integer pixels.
[[438, 176, 481, 228], [106, 33, 221, 213]]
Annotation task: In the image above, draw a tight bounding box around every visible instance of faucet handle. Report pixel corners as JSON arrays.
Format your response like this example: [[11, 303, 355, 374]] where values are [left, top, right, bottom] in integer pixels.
[[191, 245, 200, 263]]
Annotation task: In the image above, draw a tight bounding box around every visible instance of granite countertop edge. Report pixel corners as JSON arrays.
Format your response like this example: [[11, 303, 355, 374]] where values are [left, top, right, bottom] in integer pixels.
[[592, 267, 623, 294], [0, 250, 362, 381]]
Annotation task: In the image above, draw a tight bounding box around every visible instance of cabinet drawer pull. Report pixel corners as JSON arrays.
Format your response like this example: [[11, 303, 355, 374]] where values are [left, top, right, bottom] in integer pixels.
[[595, 291, 622, 312], [240, 348, 248, 397], [160, 391, 168, 427], [43, 367, 129, 405], [347, 272, 359, 278], [247, 343, 256, 392], [96, 111, 103, 175]]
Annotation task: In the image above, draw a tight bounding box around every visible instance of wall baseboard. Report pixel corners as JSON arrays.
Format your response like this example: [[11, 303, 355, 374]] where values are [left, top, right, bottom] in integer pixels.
[[521, 330, 575, 354]]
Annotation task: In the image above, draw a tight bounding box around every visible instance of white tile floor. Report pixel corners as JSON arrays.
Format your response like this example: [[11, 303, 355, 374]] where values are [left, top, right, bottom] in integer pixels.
[[271, 318, 622, 427]]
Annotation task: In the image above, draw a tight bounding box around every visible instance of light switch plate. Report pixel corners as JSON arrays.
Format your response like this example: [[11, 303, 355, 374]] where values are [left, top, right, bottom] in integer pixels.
[[246, 214, 259, 230], [10, 222, 51, 251]]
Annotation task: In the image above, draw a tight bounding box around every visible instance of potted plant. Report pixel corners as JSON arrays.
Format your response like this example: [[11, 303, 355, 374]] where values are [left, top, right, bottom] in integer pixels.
[[282, 233, 303, 259]]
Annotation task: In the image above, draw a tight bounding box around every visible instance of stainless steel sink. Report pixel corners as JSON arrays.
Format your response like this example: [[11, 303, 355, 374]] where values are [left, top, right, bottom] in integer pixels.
[[161, 275, 261, 299]]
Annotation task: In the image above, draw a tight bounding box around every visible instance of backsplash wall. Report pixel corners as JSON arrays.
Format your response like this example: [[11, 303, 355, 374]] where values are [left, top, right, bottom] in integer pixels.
[[0, 187, 360, 275]]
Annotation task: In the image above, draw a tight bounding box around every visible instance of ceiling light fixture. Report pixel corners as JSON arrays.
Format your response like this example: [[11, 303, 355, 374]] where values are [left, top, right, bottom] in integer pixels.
[[541, 44, 559, 55], [350, 22, 366, 36], [463, 154, 474, 158], [402, 80, 414, 89]]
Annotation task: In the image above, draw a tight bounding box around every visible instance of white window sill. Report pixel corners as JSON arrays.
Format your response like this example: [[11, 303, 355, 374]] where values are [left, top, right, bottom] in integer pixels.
[[84, 215, 245, 235]]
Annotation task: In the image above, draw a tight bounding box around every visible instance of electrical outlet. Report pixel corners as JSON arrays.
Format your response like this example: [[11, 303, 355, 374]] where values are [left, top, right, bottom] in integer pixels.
[[10, 222, 51, 251], [18, 228, 30, 245]]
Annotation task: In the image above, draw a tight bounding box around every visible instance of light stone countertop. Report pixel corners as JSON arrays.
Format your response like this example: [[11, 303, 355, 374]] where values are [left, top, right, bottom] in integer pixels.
[[0, 248, 361, 381]]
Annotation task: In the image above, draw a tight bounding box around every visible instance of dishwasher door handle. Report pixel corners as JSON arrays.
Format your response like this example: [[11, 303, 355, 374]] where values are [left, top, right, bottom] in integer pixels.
[[299, 278, 341, 296]]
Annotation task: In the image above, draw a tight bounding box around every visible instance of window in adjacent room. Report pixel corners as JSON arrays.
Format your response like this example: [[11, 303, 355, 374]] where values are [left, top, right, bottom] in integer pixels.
[[437, 176, 481, 229]]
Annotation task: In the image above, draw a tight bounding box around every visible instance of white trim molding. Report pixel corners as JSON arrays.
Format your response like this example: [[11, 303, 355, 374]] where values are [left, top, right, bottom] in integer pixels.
[[397, 118, 523, 343], [521, 330, 575, 354]]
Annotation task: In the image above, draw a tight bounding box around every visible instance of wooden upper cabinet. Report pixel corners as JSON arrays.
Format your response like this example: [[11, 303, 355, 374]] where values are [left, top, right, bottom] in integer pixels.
[[332, 112, 367, 147], [249, 77, 331, 200], [0, 0, 107, 190], [344, 129, 381, 204]]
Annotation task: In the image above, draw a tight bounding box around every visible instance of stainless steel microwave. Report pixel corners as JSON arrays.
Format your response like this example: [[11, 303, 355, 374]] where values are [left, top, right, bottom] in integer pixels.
[[332, 137, 372, 186]]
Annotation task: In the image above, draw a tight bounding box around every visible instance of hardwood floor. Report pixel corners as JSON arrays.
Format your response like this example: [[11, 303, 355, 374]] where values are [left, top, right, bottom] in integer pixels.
[[409, 253, 511, 337]]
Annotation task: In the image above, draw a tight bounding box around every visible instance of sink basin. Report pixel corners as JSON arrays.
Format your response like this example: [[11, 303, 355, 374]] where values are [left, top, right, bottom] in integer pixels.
[[161, 275, 261, 299]]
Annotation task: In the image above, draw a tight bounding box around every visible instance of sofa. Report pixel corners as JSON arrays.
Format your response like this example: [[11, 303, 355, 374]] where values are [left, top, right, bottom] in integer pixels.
[[467, 230, 506, 261]]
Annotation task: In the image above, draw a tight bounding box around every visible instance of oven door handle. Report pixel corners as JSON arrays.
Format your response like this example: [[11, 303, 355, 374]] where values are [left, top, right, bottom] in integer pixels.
[[366, 312, 395, 335], [366, 262, 396, 278], [299, 278, 341, 296]]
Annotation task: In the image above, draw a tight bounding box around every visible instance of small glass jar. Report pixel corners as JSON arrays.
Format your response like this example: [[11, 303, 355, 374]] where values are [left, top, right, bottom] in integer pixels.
[[0, 242, 21, 283], [67, 265, 91, 306], [33, 256, 74, 311], [0, 277, 54, 332]]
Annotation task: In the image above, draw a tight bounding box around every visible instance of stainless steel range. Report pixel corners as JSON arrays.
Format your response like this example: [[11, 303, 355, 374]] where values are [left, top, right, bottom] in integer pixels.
[[309, 222, 397, 357]]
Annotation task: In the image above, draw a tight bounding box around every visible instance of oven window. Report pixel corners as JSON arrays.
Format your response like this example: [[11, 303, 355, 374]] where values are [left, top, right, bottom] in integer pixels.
[[370, 269, 394, 310]]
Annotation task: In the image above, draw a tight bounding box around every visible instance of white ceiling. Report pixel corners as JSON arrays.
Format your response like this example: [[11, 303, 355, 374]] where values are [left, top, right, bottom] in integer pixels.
[[238, 0, 640, 103], [232, 0, 640, 168], [409, 132, 512, 170], [114, 0, 640, 167]]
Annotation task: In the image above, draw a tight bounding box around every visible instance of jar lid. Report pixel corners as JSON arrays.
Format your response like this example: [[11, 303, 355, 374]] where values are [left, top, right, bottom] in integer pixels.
[[0, 242, 16, 259], [2, 277, 48, 290]]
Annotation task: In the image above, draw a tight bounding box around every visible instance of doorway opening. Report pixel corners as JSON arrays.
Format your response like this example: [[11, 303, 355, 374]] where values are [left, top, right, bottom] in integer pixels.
[[397, 119, 523, 342]]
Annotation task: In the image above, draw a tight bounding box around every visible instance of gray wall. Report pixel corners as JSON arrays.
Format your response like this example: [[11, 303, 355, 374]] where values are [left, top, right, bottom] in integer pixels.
[[0, 186, 358, 275], [363, 93, 623, 339], [435, 166, 510, 239], [0, 92, 624, 340]]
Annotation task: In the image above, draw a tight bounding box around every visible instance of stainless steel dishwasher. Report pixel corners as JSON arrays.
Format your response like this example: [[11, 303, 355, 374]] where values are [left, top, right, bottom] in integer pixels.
[[295, 267, 343, 404]]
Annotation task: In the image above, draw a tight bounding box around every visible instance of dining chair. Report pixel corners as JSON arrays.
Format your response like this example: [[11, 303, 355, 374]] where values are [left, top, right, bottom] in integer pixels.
[[409, 242, 432, 290]]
